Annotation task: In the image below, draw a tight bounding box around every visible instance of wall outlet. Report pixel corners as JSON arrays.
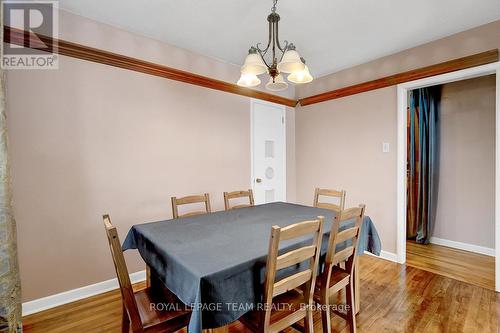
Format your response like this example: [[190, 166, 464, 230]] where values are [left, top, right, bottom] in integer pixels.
[[382, 142, 390, 153]]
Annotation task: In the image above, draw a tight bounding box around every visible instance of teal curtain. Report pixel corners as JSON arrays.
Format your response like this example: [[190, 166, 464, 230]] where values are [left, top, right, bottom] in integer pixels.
[[407, 87, 440, 244]]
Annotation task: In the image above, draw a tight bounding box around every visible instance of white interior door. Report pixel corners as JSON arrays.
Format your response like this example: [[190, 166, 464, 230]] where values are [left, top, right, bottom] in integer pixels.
[[251, 99, 286, 204]]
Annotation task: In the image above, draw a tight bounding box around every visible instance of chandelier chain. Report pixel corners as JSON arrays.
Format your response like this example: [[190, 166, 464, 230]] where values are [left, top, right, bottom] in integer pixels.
[[271, 0, 278, 13]]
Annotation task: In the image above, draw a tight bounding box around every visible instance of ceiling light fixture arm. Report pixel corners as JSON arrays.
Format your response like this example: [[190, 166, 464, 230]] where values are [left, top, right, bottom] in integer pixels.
[[253, 0, 291, 77]]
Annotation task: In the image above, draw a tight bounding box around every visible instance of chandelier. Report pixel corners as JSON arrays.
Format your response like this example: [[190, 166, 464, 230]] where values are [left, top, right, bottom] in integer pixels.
[[237, 0, 313, 91]]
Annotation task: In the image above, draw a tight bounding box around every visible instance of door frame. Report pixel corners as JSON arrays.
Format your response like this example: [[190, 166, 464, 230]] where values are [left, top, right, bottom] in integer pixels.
[[396, 61, 500, 291], [250, 98, 287, 203]]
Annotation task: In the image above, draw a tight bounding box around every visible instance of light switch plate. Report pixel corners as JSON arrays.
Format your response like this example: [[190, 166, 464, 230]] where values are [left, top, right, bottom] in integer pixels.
[[382, 142, 390, 153]]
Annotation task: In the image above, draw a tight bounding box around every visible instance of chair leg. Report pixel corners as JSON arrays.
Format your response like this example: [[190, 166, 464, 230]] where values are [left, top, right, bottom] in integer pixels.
[[320, 293, 331, 333], [122, 304, 130, 333], [146, 265, 151, 288], [354, 256, 360, 314], [304, 306, 314, 333], [345, 282, 357, 333]]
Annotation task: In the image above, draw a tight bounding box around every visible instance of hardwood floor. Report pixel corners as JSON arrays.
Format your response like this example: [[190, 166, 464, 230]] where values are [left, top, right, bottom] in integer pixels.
[[23, 255, 499, 333], [406, 241, 495, 290]]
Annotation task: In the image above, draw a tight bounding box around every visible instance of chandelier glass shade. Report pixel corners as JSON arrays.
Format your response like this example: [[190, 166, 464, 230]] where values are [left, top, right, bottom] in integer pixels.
[[265, 74, 288, 91], [288, 65, 313, 84], [237, 73, 261, 87], [277, 48, 304, 73], [241, 51, 267, 76], [237, 0, 313, 91]]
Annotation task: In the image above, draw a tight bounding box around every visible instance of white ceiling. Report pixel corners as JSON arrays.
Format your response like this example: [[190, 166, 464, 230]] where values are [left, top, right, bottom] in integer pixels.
[[58, 0, 500, 77]]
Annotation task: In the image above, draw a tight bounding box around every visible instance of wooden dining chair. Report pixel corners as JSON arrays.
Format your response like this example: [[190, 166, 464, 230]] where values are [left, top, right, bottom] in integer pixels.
[[102, 215, 191, 333], [171, 193, 211, 219], [223, 189, 254, 210], [239, 217, 324, 333], [313, 188, 346, 212], [314, 205, 365, 333]]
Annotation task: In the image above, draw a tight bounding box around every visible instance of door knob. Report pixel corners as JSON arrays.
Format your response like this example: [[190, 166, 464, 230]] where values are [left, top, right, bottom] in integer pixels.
[[255, 178, 262, 183]]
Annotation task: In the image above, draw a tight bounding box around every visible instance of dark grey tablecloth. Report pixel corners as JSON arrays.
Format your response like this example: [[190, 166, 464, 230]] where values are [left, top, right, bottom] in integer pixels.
[[122, 202, 381, 332]]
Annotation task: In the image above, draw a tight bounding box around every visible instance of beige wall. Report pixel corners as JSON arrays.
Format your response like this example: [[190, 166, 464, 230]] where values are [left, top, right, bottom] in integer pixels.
[[7, 56, 245, 301], [286, 109, 297, 202], [295, 20, 500, 254], [433, 75, 496, 248], [7, 11, 295, 302], [295, 87, 398, 252]]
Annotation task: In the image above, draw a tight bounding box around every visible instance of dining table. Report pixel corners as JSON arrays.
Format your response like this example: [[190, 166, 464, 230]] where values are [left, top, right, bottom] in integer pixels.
[[122, 201, 381, 333]]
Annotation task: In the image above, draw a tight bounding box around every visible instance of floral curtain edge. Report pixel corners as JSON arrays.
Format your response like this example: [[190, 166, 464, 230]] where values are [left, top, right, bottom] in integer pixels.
[[0, 7, 22, 332]]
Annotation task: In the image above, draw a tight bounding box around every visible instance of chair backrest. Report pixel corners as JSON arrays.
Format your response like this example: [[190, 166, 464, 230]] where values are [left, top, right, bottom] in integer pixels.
[[313, 188, 346, 212], [261, 217, 324, 329], [223, 189, 254, 210], [171, 193, 211, 219], [102, 215, 142, 331], [324, 205, 365, 279]]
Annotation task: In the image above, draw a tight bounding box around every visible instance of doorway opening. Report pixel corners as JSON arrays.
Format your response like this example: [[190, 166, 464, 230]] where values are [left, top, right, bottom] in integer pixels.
[[397, 62, 500, 291]]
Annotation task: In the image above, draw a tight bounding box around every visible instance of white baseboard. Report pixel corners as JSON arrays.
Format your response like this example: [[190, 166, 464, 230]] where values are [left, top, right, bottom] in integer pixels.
[[429, 237, 495, 257], [364, 250, 398, 263], [23, 250, 399, 316], [22, 270, 146, 316]]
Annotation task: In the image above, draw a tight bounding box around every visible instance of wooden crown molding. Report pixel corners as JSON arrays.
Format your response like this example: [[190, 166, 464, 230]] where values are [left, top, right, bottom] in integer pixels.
[[3, 26, 298, 107], [4, 26, 497, 109], [299, 49, 499, 106]]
